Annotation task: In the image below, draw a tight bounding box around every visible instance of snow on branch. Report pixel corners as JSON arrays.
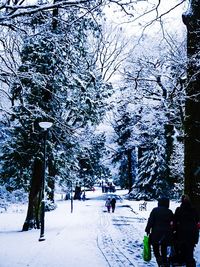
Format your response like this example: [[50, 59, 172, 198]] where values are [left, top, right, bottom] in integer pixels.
[[0, 0, 87, 22]]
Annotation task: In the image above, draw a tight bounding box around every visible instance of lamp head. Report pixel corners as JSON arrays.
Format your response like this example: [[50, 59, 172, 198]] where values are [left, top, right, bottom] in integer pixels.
[[39, 122, 53, 130]]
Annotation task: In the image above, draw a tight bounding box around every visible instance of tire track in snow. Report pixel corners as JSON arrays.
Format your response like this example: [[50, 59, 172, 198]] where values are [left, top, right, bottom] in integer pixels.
[[97, 207, 136, 267], [111, 213, 156, 267]]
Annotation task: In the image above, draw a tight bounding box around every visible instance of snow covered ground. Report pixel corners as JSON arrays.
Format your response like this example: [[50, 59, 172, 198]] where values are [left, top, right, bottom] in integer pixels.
[[0, 188, 199, 267]]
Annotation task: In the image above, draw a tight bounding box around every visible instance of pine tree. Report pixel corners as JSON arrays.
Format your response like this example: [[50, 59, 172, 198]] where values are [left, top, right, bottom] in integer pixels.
[[111, 103, 137, 191], [77, 130, 110, 188], [118, 35, 186, 199], [132, 129, 167, 199], [0, 5, 112, 230]]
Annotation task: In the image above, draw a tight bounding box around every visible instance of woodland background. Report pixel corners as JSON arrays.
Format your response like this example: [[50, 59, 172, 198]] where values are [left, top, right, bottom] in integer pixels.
[[0, 0, 200, 230]]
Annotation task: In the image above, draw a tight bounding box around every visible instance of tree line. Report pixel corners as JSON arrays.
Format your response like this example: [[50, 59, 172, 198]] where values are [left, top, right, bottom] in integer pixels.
[[0, 0, 199, 230]]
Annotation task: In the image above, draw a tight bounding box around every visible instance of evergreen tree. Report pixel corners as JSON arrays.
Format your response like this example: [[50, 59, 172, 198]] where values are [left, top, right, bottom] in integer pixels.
[[77, 130, 110, 188], [118, 36, 185, 199], [111, 102, 137, 191], [132, 125, 167, 200], [0, 5, 112, 230]]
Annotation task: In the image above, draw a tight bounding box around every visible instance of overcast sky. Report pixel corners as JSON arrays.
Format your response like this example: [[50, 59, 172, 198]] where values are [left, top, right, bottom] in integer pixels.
[[104, 0, 187, 37]]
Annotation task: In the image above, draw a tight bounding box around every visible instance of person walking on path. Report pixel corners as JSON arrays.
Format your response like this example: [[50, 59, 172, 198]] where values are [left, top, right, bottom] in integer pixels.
[[173, 195, 199, 267], [105, 197, 111, 213], [111, 197, 116, 213], [145, 197, 174, 267]]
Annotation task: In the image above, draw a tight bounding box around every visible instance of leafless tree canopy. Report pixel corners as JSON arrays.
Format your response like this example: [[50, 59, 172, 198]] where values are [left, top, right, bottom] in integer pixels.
[[0, 0, 186, 27]]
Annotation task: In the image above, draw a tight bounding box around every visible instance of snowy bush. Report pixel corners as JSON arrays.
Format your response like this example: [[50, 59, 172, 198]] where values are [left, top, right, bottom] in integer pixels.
[[45, 200, 57, 212]]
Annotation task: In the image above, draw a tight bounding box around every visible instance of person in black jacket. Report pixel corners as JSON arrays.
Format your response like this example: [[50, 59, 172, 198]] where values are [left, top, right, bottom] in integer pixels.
[[174, 195, 199, 267], [145, 197, 174, 267], [110, 197, 116, 213]]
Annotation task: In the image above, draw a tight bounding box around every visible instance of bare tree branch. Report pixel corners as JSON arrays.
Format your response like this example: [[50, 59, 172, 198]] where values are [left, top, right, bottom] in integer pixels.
[[0, 0, 87, 23]]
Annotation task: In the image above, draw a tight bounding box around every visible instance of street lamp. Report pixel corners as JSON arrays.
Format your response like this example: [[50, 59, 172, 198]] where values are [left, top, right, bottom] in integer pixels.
[[38, 121, 53, 241]]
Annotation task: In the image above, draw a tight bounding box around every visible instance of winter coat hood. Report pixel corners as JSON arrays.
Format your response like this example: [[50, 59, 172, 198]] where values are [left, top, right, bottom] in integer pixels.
[[180, 194, 192, 209], [158, 197, 170, 208]]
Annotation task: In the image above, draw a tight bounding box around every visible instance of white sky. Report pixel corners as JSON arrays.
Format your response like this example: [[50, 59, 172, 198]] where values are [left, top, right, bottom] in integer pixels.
[[104, 0, 187, 37]]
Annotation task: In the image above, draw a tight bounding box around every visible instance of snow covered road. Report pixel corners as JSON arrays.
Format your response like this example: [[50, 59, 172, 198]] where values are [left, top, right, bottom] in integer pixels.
[[97, 204, 147, 267], [0, 189, 199, 267]]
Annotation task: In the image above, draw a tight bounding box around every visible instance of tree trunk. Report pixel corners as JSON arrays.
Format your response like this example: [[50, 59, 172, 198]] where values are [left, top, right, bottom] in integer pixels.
[[52, 0, 58, 31], [182, 1, 200, 215], [164, 124, 175, 185], [22, 157, 43, 231], [127, 149, 133, 193], [47, 155, 56, 202]]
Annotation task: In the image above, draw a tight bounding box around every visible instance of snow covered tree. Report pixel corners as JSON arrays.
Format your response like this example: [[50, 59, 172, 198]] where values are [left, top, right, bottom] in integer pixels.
[[0, 3, 112, 230], [77, 129, 110, 188], [132, 113, 168, 199], [111, 101, 138, 191], [1, 0, 195, 207], [117, 34, 186, 199]]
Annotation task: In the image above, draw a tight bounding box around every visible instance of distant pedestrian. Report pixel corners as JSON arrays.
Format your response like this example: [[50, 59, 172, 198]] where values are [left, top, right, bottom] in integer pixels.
[[74, 183, 82, 200], [145, 197, 174, 266], [111, 197, 116, 213], [105, 184, 109, 193], [82, 191, 86, 201], [101, 181, 105, 193], [173, 195, 199, 267], [105, 197, 111, 213]]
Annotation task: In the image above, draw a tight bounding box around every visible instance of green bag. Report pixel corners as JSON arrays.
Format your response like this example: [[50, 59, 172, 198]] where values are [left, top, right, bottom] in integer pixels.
[[143, 235, 151, 262]]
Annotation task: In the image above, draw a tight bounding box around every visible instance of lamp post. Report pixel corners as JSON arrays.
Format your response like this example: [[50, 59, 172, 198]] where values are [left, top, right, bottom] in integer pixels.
[[38, 121, 53, 241], [70, 181, 73, 213], [82, 168, 87, 201]]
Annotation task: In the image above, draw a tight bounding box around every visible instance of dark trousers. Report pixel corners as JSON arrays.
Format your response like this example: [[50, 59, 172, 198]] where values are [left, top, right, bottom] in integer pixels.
[[111, 205, 115, 213], [153, 243, 168, 265], [175, 242, 196, 267]]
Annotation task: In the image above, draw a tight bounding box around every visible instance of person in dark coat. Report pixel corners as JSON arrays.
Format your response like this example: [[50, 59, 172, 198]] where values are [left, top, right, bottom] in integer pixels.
[[105, 197, 111, 213], [145, 197, 174, 267], [173, 195, 199, 267], [74, 184, 82, 200], [110, 197, 116, 213]]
